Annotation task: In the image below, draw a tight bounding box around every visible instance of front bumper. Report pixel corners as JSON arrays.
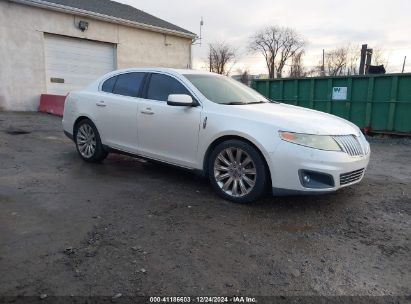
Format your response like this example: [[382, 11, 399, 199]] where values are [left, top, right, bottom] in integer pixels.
[[269, 140, 370, 196]]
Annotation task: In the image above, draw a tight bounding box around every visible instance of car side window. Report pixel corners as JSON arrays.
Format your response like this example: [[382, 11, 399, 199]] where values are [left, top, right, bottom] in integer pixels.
[[112, 73, 145, 97], [101, 76, 117, 93], [146, 73, 191, 102]]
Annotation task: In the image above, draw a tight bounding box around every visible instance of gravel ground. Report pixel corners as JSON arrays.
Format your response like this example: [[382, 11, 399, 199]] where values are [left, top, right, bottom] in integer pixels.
[[0, 112, 410, 300]]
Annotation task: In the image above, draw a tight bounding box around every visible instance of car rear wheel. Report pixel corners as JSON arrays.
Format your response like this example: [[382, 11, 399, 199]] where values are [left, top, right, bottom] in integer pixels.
[[74, 119, 108, 162], [208, 140, 268, 203]]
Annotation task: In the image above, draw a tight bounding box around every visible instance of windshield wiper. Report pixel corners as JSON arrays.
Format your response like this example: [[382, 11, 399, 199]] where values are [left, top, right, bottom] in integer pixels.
[[224, 102, 247, 105], [269, 99, 280, 104], [223, 101, 269, 105], [246, 101, 266, 104], [224, 101, 267, 105]]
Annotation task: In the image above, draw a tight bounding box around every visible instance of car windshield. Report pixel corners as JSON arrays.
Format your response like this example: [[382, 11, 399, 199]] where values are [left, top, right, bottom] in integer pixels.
[[183, 74, 269, 105]]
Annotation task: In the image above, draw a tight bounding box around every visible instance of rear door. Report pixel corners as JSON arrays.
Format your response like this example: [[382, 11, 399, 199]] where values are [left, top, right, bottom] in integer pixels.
[[137, 73, 202, 167], [96, 72, 146, 153]]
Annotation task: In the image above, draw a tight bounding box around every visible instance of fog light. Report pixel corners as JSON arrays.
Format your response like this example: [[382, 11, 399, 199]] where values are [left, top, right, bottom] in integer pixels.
[[298, 170, 335, 189]]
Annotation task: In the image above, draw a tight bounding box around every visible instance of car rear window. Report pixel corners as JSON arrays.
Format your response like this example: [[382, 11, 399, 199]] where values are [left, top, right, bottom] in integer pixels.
[[101, 76, 117, 93], [112, 73, 145, 97]]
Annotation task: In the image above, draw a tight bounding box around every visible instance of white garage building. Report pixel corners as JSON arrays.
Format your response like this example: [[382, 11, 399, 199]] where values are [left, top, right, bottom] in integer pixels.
[[0, 0, 196, 111]]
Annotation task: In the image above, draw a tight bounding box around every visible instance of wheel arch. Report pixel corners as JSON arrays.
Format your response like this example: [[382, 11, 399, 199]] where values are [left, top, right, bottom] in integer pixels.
[[73, 115, 94, 135], [202, 135, 272, 185]]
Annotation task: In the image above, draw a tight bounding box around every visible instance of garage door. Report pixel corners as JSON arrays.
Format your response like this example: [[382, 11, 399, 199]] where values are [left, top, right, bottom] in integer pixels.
[[44, 34, 115, 95]]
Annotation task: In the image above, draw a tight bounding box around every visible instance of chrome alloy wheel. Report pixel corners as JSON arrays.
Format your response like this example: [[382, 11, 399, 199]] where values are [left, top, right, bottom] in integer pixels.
[[213, 147, 257, 197], [76, 124, 96, 159]]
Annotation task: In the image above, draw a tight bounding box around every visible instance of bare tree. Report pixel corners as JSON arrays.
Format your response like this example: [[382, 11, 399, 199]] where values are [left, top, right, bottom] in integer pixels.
[[372, 48, 389, 68], [249, 26, 305, 78], [289, 50, 306, 77], [277, 28, 306, 78], [320, 45, 361, 76], [346, 45, 360, 75], [207, 42, 236, 75], [325, 47, 348, 76], [305, 66, 321, 77]]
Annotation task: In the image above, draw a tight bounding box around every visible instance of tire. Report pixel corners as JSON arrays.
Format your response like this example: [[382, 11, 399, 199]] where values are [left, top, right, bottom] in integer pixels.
[[208, 139, 268, 203], [74, 118, 108, 163]]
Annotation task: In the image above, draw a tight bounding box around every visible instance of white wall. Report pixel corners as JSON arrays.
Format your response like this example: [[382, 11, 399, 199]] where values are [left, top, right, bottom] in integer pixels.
[[0, 1, 193, 111]]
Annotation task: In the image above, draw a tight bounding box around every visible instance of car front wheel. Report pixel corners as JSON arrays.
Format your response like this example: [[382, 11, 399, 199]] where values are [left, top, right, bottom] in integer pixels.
[[74, 119, 108, 162], [208, 140, 268, 203]]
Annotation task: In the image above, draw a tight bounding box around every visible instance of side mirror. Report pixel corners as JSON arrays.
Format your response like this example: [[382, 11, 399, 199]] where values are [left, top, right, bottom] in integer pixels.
[[167, 94, 195, 106]]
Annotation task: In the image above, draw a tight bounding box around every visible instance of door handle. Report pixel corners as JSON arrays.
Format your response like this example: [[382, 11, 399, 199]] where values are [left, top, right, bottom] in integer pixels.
[[141, 107, 154, 115], [96, 101, 106, 107]]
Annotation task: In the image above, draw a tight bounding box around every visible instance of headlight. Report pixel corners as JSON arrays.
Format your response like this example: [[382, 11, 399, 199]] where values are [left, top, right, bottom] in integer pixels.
[[279, 131, 341, 151]]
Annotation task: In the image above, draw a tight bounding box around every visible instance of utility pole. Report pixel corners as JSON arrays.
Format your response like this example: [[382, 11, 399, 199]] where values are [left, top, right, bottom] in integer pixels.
[[359, 44, 367, 75], [199, 17, 204, 46], [402, 56, 407, 73], [192, 17, 204, 46]]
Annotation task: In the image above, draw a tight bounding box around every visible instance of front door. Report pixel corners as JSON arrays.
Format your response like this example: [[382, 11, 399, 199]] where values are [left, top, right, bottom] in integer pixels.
[[137, 73, 202, 168]]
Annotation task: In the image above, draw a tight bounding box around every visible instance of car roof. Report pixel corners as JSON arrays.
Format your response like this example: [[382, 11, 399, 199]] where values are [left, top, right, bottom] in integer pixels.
[[89, 68, 219, 91], [107, 68, 215, 76]]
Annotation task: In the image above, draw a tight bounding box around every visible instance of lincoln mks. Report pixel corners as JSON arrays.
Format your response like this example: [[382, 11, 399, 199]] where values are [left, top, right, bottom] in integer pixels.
[[62, 68, 370, 203]]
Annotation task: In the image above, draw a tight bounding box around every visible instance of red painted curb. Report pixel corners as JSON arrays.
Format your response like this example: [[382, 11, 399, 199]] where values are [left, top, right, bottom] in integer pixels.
[[38, 94, 66, 116]]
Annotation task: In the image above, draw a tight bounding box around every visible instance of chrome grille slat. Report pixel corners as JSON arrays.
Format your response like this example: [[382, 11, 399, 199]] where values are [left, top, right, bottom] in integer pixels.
[[348, 137, 357, 155], [341, 176, 364, 184], [341, 174, 363, 180], [350, 137, 357, 154], [341, 176, 363, 183], [339, 136, 347, 154], [333, 135, 364, 157], [340, 168, 365, 185], [341, 172, 363, 179], [346, 137, 354, 155]]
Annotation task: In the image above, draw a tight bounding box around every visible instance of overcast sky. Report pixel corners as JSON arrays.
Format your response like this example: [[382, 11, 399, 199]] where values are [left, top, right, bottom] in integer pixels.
[[118, 0, 411, 75]]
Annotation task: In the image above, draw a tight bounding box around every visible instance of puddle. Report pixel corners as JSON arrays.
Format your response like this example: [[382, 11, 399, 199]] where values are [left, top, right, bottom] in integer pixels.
[[5, 130, 31, 135]]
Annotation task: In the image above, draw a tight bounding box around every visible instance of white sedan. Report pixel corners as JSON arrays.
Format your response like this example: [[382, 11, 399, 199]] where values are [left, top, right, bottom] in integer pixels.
[[62, 68, 370, 203]]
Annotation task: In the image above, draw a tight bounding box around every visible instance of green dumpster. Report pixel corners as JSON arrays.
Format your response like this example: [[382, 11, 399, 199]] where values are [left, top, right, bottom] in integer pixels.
[[252, 73, 411, 134]]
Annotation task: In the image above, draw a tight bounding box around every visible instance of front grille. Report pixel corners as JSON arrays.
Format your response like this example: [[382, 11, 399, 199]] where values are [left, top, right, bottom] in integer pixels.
[[340, 168, 365, 185], [333, 135, 364, 156]]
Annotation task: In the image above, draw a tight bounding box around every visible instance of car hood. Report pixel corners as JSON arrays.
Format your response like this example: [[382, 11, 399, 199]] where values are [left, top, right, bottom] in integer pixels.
[[226, 102, 360, 136]]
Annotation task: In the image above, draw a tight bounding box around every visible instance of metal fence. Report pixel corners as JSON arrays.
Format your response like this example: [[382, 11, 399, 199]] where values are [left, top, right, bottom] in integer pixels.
[[252, 73, 411, 134]]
